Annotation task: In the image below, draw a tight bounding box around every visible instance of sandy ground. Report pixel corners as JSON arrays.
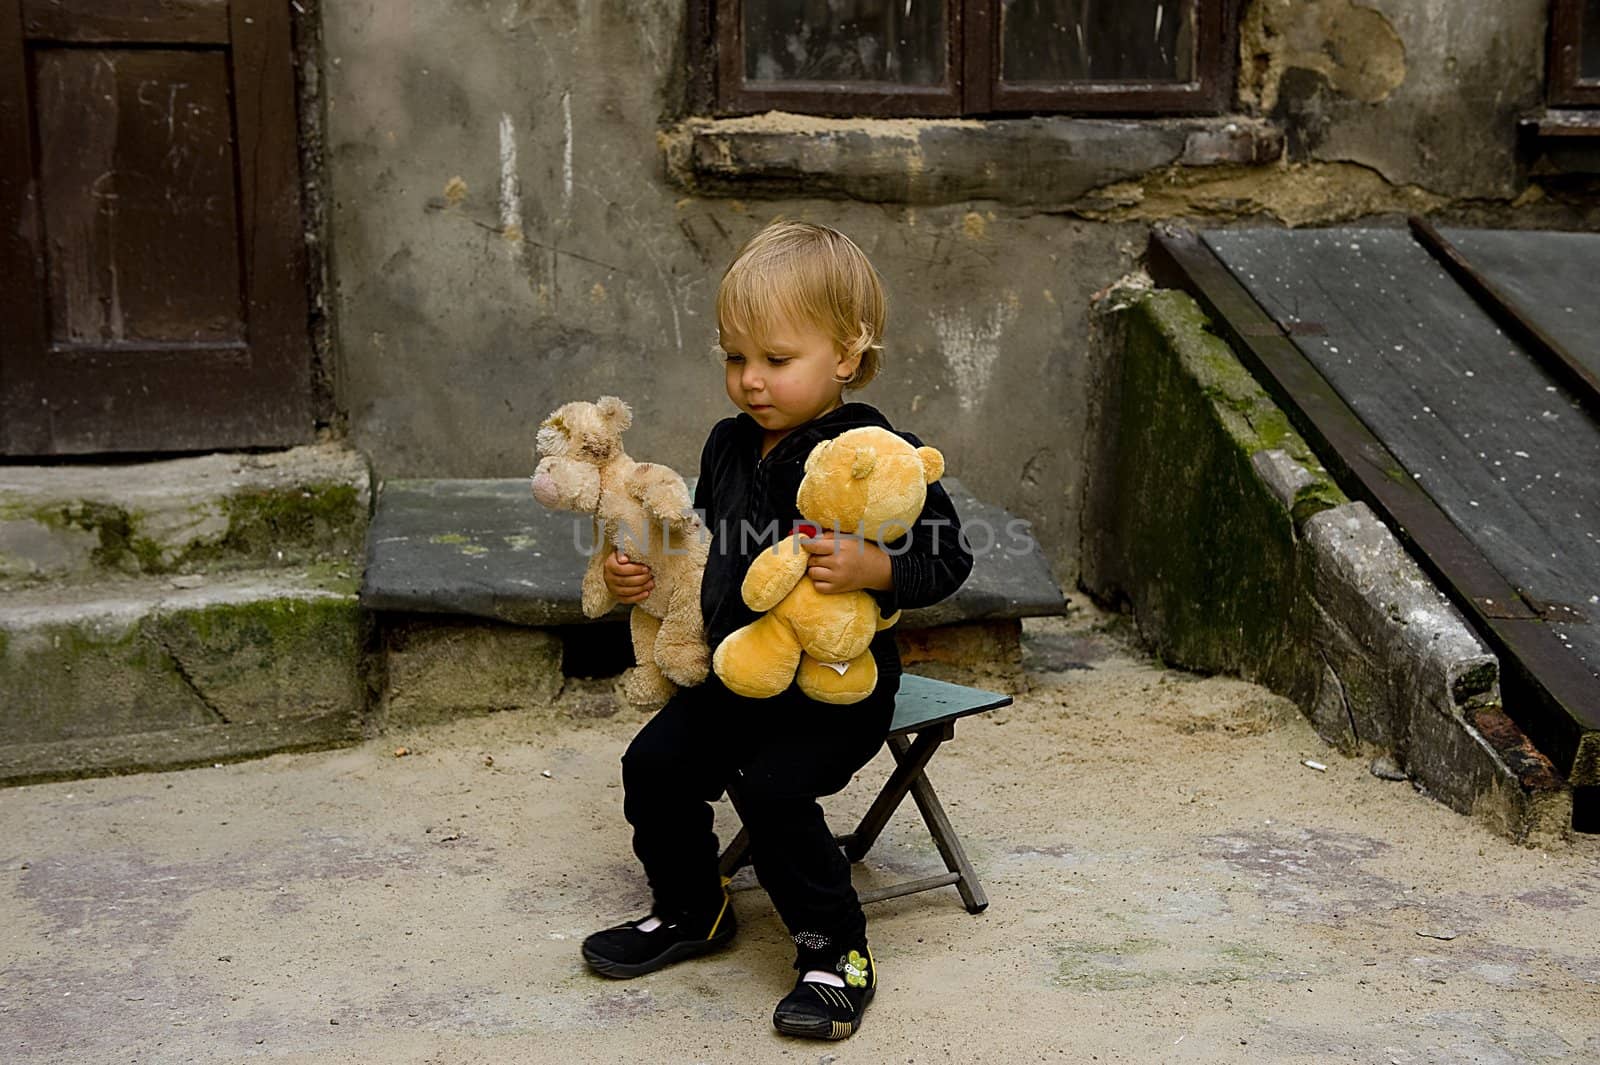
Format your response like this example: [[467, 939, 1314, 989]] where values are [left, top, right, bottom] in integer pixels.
[[2, 604, 1598, 1065]]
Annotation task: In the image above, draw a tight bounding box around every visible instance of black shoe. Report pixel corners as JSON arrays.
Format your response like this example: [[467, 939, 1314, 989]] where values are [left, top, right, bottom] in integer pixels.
[[581, 895, 736, 979], [772, 947, 876, 1040]]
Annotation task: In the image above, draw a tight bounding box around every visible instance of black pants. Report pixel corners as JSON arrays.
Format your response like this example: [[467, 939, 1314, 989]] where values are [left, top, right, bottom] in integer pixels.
[[620, 670, 899, 971]]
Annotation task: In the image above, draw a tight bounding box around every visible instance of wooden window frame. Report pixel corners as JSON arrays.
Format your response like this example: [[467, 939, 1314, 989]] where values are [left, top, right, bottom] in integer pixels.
[[1549, 0, 1600, 106], [708, 0, 1235, 118]]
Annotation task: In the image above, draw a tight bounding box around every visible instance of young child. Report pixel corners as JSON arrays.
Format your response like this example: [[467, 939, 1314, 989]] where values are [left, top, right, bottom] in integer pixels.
[[581, 219, 973, 1041]]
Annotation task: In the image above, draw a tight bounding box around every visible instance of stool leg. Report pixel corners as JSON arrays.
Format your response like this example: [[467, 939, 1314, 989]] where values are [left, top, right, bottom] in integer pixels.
[[717, 786, 752, 878], [891, 734, 990, 914], [841, 727, 947, 862], [718, 826, 751, 879]]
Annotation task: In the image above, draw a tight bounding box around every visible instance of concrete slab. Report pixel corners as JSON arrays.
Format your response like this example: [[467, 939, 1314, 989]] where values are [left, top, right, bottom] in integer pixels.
[[361, 477, 1066, 627], [2, 608, 1596, 1064], [0, 572, 366, 784], [0, 445, 370, 583]]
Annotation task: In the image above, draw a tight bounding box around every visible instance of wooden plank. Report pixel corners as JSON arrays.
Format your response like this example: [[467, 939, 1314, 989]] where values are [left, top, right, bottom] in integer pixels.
[[1425, 222, 1600, 407], [1150, 229, 1600, 782], [21, 0, 228, 45], [1200, 228, 1600, 629], [229, 0, 313, 442]]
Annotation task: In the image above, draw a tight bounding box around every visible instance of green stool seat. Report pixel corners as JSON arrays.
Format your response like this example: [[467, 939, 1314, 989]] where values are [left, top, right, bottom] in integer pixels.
[[719, 673, 1011, 915]]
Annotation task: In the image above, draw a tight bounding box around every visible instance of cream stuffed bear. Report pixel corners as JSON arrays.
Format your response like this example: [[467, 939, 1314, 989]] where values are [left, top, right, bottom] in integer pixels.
[[531, 396, 709, 709], [712, 425, 946, 705]]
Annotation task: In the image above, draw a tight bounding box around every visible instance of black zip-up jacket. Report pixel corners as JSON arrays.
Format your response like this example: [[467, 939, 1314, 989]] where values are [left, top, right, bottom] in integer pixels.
[[693, 401, 974, 689]]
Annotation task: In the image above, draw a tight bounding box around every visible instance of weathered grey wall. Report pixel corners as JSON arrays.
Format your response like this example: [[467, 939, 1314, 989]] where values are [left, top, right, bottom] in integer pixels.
[[320, 0, 1597, 591]]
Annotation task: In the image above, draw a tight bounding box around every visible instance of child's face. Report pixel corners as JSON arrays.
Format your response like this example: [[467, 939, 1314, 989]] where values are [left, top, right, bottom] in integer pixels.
[[720, 315, 858, 436]]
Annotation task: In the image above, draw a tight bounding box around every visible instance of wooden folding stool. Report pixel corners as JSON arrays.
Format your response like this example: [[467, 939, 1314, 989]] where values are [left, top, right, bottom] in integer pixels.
[[718, 673, 1011, 915]]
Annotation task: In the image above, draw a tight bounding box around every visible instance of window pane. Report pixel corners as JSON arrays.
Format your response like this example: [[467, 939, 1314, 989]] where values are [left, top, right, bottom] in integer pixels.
[[1001, 0, 1195, 83], [743, 0, 947, 85], [1585, 0, 1600, 80]]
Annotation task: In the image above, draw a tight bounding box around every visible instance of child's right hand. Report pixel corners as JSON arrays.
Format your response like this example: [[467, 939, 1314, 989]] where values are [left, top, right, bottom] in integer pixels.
[[604, 549, 654, 604]]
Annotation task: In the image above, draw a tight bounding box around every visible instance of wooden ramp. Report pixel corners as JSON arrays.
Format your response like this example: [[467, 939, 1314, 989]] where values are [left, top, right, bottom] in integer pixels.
[[1150, 225, 1600, 823]]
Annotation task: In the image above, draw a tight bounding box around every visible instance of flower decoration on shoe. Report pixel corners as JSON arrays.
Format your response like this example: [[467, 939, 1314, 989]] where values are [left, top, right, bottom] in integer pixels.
[[839, 950, 870, 989]]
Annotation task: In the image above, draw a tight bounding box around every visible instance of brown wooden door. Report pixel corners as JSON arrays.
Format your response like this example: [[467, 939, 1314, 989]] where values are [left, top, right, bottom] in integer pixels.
[[0, 0, 312, 455]]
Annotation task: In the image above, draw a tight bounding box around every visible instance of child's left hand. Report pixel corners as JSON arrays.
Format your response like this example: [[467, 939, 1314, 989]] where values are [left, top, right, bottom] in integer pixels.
[[800, 532, 893, 595]]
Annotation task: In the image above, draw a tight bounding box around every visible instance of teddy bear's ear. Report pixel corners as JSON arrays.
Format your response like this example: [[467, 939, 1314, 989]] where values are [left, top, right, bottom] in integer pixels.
[[535, 415, 568, 457], [804, 439, 829, 472], [916, 446, 945, 484], [596, 395, 633, 432], [851, 446, 877, 479]]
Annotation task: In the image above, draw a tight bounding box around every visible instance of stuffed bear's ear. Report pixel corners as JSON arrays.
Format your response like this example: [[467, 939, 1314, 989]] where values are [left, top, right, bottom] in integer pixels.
[[805, 439, 829, 472], [916, 446, 945, 484], [535, 415, 567, 457], [851, 446, 877, 479], [596, 396, 633, 432]]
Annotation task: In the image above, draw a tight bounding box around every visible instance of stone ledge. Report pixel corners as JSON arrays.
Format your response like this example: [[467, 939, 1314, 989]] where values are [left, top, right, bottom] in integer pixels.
[[665, 113, 1284, 206], [0, 444, 370, 584], [0, 572, 367, 784], [361, 477, 1065, 628]]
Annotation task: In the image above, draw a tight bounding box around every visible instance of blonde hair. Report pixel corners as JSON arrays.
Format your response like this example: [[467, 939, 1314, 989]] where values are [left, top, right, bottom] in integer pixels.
[[715, 219, 886, 389]]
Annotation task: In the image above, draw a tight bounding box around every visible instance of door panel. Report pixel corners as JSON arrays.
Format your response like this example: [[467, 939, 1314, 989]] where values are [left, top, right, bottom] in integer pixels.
[[0, 0, 312, 455]]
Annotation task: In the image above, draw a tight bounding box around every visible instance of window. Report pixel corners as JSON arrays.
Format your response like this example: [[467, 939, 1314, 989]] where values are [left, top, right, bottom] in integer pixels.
[[1549, 0, 1600, 106], [709, 0, 1235, 117]]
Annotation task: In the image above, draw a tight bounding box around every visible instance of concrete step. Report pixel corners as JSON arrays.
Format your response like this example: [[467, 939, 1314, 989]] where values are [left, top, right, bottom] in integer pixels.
[[0, 570, 367, 784], [0, 444, 370, 585], [359, 476, 1065, 627]]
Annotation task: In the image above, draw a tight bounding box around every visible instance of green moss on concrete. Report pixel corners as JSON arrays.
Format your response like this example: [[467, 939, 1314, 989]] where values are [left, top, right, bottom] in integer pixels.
[[4, 481, 364, 582], [426, 532, 488, 557], [296, 560, 363, 596], [213, 482, 364, 560], [1102, 289, 1346, 696], [1451, 660, 1499, 704], [1141, 293, 1345, 492], [34, 501, 167, 574], [154, 595, 364, 717], [0, 616, 206, 740], [2, 590, 366, 762], [1291, 481, 1346, 528]]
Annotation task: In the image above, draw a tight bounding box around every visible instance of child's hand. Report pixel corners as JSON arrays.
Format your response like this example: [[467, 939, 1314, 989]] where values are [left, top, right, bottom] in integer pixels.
[[604, 549, 654, 603], [800, 533, 893, 595]]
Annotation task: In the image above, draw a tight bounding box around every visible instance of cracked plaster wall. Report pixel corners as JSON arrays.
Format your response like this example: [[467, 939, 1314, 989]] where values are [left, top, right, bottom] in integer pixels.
[[1241, 0, 1547, 200], [320, 0, 1597, 591]]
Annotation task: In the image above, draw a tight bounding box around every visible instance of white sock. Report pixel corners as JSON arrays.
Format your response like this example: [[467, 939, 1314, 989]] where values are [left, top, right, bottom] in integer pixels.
[[803, 968, 845, 988], [635, 916, 663, 932]]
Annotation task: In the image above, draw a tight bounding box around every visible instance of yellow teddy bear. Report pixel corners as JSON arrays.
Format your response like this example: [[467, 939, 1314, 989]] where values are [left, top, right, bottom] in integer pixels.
[[712, 425, 946, 705]]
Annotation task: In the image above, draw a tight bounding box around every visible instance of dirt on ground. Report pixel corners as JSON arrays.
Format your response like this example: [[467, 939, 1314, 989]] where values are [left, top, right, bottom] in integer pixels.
[[2, 603, 1597, 1064]]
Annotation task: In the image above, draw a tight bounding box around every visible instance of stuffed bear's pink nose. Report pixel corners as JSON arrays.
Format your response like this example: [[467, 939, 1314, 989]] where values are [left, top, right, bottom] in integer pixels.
[[530, 469, 560, 507]]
